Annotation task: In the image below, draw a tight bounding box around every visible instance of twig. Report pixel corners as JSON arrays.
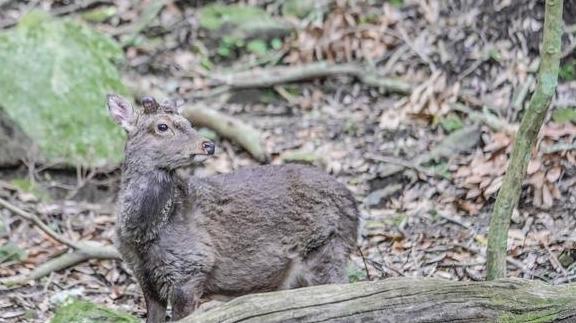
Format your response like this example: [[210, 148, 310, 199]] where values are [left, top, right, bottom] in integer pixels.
[[0, 0, 112, 29], [379, 44, 409, 74], [456, 58, 484, 81], [365, 154, 435, 177], [505, 257, 549, 281], [396, 25, 436, 72], [0, 245, 120, 287], [541, 142, 576, 154], [181, 104, 268, 162], [0, 198, 80, 250], [273, 85, 299, 105], [357, 248, 372, 281], [451, 103, 517, 135], [543, 244, 569, 276], [210, 62, 412, 94], [0, 197, 121, 286], [371, 126, 481, 179], [437, 261, 484, 268], [51, 0, 113, 16], [187, 86, 232, 100], [116, 0, 170, 45], [437, 213, 472, 229]]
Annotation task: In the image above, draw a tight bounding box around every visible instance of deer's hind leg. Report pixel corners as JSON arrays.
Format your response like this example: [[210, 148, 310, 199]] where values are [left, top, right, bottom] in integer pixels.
[[170, 276, 205, 321], [305, 237, 352, 285], [281, 237, 352, 289]]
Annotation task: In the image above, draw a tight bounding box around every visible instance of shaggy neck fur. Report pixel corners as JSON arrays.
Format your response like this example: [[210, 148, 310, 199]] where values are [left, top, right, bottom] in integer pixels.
[[117, 159, 187, 245]]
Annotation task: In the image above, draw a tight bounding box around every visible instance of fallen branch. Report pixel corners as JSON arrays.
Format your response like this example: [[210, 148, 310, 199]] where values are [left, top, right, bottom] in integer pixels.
[[1, 244, 120, 287], [365, 154, 437, 177], [451, 103, 517, 135], [181, 104, 268, 162], [0, 198, 121, 286], [181, 278, 576, 322], [210, 62, 412, 94], [0, 198, 80, 250], [374, 125, 481, 178], [115, 0, 170, 44], [541, 142, 576, 154]]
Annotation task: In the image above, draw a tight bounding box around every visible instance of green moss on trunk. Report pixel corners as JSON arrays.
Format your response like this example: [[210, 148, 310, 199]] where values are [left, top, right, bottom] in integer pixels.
[[486, 0, 564, 280]]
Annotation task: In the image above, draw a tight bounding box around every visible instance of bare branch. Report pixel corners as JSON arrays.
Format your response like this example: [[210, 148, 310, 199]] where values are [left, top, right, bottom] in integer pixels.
[[0, 197, 81, 250], [0, 244, 120, 286], [182, 104, 268, 162], [210, 62, 412, 94]]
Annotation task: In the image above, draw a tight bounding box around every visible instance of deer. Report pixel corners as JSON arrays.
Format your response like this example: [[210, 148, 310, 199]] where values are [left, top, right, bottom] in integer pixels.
[[106, 94, 359, 322]]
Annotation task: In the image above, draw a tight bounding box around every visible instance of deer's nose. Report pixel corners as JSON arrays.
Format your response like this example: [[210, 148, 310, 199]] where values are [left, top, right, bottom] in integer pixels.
[[202, 141, 215, 155]]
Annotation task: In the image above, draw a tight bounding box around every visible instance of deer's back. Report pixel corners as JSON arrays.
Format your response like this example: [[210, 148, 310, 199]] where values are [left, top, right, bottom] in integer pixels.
[[189, 164, 358, 294]]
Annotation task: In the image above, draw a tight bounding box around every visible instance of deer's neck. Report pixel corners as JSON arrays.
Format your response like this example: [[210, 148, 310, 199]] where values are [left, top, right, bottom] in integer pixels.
[[117, 165, 187, 245]]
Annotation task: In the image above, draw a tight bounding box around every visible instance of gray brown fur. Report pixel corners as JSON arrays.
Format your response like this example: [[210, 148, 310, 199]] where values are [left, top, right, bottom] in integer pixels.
[[106, 94, 359, 322]]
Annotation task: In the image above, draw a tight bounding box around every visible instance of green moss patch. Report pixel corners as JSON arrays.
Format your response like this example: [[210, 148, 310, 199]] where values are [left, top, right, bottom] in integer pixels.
[[0, 11, 127, 167], [51, 300, 138, 323]]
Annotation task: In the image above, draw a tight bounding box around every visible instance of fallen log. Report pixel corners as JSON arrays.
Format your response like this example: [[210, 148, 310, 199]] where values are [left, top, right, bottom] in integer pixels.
[[181, 104, 268, 162], [210, 62, 412, 94], [181, 278, 576, 322]]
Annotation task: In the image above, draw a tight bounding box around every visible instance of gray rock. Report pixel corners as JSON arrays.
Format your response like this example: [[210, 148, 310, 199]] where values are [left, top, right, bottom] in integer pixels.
[[0, 106, 33, 167]]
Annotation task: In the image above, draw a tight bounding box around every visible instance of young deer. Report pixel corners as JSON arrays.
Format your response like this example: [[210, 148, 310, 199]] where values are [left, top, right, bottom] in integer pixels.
[[106, 94, 359, 322]]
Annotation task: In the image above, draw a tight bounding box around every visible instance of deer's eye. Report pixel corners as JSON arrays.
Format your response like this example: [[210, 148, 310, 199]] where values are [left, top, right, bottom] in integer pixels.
[[157, 124, 169, 132]]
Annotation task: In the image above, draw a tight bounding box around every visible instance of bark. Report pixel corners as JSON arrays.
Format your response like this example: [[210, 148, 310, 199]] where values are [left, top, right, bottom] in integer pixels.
[[181, 278, 576, 323], [211, 62, 412, 94], [486, 0, 564, 280]]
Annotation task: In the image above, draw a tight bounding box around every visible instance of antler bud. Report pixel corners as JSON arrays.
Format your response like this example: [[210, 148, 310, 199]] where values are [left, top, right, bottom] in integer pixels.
[[141, 96, 159, 114], [160, 98, 178, 114]]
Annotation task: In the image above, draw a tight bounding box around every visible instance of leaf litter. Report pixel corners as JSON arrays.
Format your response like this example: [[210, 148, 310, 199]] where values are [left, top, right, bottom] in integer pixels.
[[1, 0, 576, 321]]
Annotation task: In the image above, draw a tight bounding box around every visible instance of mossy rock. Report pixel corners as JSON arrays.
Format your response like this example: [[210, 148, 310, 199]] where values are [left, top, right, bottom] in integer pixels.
[[51, 300, 138, 323], [198, 4, 292, 41], [0, 11, 127, 167]]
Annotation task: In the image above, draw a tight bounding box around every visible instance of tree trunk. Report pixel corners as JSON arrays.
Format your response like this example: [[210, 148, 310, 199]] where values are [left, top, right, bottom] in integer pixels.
[[181, 278, 576, 323], [486, 0, 564, 280]]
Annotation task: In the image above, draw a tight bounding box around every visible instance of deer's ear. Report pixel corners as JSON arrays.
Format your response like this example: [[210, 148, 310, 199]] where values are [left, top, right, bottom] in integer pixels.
[[107, 94, 135, 132]]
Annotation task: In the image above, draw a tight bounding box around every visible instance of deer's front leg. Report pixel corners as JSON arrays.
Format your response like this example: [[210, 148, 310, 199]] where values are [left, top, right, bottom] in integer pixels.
[[143, 289, 167, 323], [171, 277, 204, 321]]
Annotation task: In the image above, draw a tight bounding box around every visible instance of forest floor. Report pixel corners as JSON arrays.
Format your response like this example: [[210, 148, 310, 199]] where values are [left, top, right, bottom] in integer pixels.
[[1, 0, 576, 321]]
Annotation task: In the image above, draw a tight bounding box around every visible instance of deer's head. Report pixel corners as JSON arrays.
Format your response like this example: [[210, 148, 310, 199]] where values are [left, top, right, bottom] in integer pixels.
[[106, 94, 215, 170]]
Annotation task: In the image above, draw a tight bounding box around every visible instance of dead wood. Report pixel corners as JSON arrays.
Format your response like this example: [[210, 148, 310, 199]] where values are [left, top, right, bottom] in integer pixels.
[[210, 62, 412, 94], [0, 198, 121, 287], [451, 103, 518, 135], [181, 104, 268, 162], [375, 126, 481, 178], [181, 278, 576, 323]]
